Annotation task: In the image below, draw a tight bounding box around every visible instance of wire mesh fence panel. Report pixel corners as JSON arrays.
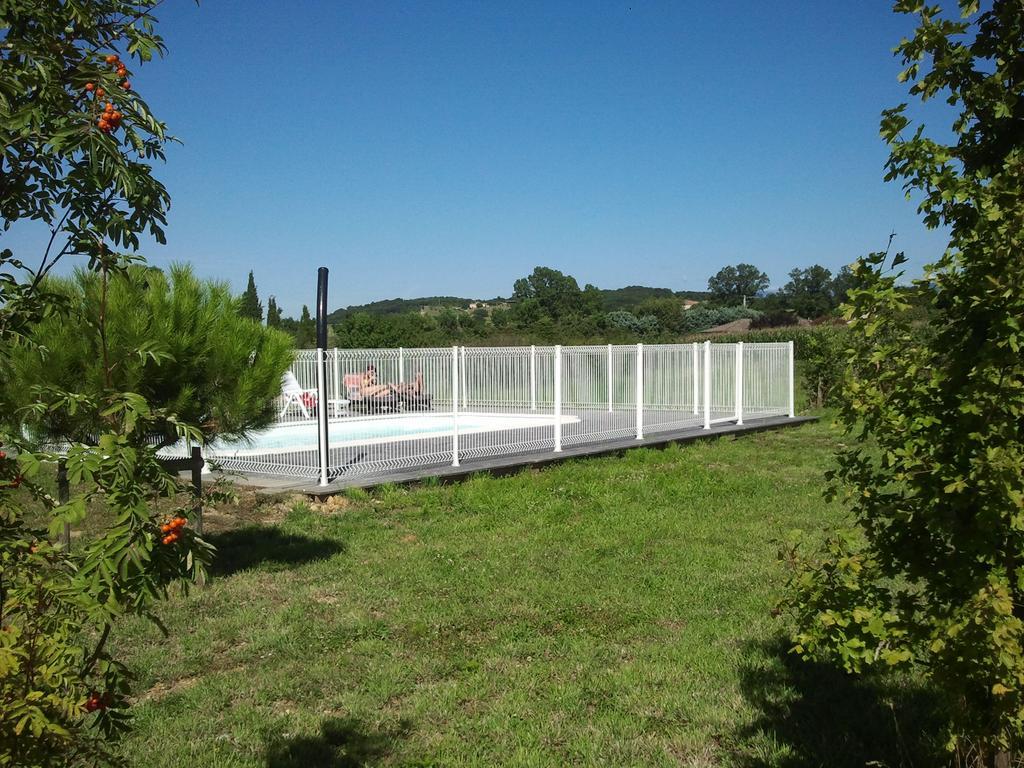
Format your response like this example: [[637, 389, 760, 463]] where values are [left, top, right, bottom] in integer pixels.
[[643, 344, 703, 434], [706, 343, 738, 423], [199, 341, 796, 479], [742, 343, 790, 417], [326, 347, 454, 478], [561, 344, 638, 446], [458, 346, 557, 462]]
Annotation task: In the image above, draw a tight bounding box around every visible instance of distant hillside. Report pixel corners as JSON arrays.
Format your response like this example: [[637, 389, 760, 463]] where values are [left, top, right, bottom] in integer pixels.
[[326, 296, 493, 322], [599, 285, 711, 312], [327, 285, 711, 322]]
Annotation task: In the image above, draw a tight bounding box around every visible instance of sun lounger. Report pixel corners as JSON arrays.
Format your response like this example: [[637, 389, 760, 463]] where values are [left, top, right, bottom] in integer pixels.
[[344, 373, 401, 414], [398, 390, 433, 411], [280, 371, 318, 418]]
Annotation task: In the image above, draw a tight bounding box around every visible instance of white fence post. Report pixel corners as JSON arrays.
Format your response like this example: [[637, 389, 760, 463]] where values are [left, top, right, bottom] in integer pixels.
[[530, 345, 537, 411], [332, 348, 340, 405], [635, 343, 644, 440], [553, 345, 562, 452], [735, 341, 744, 425], [788, 340, 795, 418], [607, 343, 614, 412], [703, 341, 712, 430], [460, 346, 467, 410], [451, 346, 460, 467], [399, 347, 405, 384], [692, 342, 699, 415]]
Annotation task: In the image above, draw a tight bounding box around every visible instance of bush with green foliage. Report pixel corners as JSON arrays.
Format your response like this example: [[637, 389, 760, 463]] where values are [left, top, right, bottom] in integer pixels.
[[779, 2, 1024, 762], [677, 306, 761, 333], [2, 265, 294, 446], [796, 326, 847, 408], [603, 310, 659, 336], [750, 309, 799, 330], [688, 325, 849, 409]]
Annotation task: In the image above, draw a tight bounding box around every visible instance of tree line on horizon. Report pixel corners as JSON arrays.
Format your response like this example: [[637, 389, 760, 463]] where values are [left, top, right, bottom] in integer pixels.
[[237, 260, 863, 348]]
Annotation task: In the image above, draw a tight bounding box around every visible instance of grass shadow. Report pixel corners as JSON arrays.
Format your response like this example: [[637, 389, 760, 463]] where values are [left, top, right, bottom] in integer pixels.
[[732, 637, 945, 767], [266, 716, 413, 768], [207, 526, 345, 577]]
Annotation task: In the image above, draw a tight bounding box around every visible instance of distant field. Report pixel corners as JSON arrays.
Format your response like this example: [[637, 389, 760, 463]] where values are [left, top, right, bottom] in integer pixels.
[[111, 419, 940, 767]]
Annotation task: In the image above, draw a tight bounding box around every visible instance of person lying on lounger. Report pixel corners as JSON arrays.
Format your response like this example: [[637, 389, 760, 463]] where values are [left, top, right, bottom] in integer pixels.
[[361, 364, 399, 398], [395, 371, 424, 396]]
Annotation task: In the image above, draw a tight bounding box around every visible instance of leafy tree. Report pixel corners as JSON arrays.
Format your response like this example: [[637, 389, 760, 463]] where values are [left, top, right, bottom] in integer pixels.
[[3, 265, 294, 446], [490, 306, 510, 330], [781, 264, 835, 318], [636, 297, 686, 335], [707, 263, 770, 304], [239, 270, 262, 322], [580, 283, 603, 316], [780, 2, 1024, 762], [509, 297, 543, 329], [0, 2, 237, 761], [829, 265, 857, 307], [598, 285, 680, 312], [512, 266, 585, 320], [265, 295, 282, 327]]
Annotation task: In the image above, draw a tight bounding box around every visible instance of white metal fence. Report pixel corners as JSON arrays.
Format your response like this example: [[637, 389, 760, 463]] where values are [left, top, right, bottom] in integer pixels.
[[194, 342, 794, 483]]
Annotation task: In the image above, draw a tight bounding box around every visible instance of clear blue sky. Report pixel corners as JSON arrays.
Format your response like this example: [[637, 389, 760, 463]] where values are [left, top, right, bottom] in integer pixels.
[[22, 1, 955, 316]]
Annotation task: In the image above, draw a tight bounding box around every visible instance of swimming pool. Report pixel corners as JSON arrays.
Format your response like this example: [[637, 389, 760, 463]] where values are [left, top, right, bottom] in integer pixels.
[[192, 412, 580, 457]]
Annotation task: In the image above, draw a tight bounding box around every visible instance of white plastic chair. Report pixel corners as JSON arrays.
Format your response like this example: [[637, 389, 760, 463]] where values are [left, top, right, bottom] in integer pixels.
[[279, 371, 316, 418]]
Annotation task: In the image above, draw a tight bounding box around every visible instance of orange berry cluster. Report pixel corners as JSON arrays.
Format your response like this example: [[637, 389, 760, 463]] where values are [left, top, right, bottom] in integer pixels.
[[97, 102, 123, 134], [84, 53, 131, 133], [84, 691, 108, 713], [106, 53, 131, 89], [160, 516, 186, 545]]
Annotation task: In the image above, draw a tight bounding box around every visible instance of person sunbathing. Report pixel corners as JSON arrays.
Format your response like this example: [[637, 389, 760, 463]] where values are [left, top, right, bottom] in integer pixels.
[[360, 364, 398, 398], [396, 371, 424, 396]]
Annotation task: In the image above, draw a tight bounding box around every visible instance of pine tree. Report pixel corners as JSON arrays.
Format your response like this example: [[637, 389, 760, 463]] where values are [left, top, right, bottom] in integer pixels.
[[4, 265, 295, 444], [239, 270, 263, 322], [266, 295, 282, 327]]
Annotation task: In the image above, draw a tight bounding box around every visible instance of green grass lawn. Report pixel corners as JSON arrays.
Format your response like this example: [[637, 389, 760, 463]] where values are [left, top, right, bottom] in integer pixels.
[[110, 419, 940, 767]]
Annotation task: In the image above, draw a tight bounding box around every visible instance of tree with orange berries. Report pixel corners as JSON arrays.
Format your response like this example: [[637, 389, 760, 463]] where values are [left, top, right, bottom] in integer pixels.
[[0, 3, 218, 764]]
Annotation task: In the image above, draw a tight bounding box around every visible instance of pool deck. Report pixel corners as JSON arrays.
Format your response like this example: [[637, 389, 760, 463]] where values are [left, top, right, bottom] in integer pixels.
[[213, 413, 818, 497]]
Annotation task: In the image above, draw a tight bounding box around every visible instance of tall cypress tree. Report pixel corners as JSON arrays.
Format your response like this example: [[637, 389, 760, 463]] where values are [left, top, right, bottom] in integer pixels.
[[266, 296, 282, 327], [296, 304, 316, 347], [239, 270, 263, 322]]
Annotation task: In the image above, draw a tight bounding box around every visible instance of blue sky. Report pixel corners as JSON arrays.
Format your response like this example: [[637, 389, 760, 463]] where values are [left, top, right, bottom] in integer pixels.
[[17, 1, 954, 316]]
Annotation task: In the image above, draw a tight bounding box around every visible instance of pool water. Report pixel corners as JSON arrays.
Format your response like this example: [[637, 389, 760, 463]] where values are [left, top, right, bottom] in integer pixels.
[[194, 413, 579, 456]]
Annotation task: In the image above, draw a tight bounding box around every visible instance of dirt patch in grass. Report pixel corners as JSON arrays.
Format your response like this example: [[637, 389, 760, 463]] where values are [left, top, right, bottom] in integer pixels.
[[134, 675, 200, 705]]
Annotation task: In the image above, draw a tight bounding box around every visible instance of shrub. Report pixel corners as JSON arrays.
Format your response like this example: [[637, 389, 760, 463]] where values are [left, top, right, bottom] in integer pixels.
[[604, 311, 659, 336], [677, 306, 761, 333], [779, 2, 1024, 760], [750, 309, 799, 330], [2, 265, 294, 447]]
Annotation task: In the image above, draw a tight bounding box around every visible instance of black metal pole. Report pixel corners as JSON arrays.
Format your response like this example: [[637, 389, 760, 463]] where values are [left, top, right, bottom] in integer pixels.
[[316, 267, 330, 485], [316, 267, 329, 350]]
